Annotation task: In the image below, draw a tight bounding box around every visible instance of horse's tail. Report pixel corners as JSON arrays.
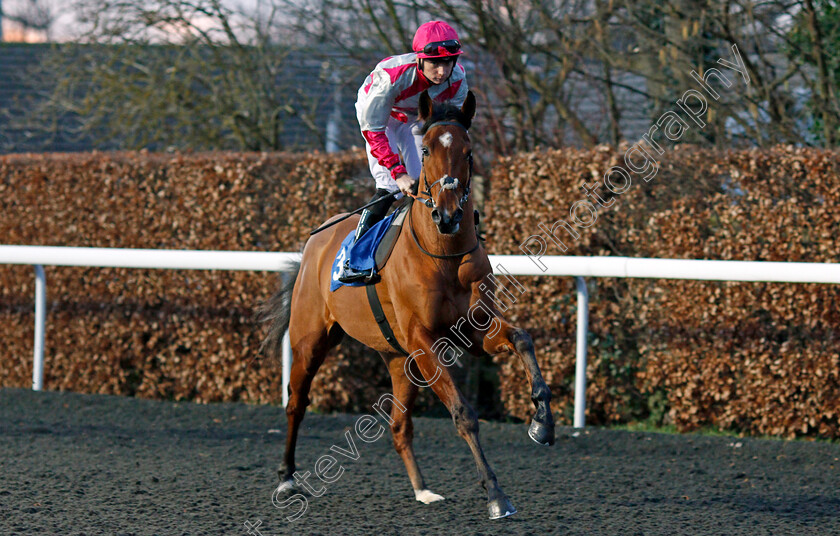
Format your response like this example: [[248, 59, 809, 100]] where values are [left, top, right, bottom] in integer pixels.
[[257, 259, 302, 363]]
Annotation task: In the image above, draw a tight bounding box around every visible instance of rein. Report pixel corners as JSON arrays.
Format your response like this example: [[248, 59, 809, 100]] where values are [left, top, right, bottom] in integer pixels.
[[407, 198, 480, 259], [406, 119, 479, 259]]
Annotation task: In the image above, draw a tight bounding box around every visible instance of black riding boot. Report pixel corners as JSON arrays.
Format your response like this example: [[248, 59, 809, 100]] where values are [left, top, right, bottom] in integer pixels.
[[338, 189, 394, 283]]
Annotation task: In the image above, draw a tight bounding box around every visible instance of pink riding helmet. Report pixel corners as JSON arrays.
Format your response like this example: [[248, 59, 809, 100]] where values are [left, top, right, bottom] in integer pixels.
[[413, 21, 464, 59]]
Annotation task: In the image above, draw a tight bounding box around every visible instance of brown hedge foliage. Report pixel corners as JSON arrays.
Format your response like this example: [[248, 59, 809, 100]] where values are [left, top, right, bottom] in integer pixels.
[[2, 147, 839, 439], [483, 145, 840, 438], [0, 150, 399, 411]]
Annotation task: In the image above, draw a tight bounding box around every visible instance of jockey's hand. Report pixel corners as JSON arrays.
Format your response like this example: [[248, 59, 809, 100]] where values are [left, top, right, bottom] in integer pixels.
[[395, 174, 416, 196]]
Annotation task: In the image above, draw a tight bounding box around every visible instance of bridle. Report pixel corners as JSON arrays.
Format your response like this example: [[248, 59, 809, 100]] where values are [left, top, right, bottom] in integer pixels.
[[406, 119, 479, 259], [410, 120, 474, 212]]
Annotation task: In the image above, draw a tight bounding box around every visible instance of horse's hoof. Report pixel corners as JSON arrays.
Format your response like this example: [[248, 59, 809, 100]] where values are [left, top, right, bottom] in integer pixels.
[[528, 419, 555, 446], [414, 489, 445, 504], [487, 496, 517, 519], [275, 479, 297, 495]]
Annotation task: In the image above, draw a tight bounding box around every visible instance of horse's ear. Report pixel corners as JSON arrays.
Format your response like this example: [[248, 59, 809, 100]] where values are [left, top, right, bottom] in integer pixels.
[[418, 90, 434, 122], [461, 90, 476, 129]]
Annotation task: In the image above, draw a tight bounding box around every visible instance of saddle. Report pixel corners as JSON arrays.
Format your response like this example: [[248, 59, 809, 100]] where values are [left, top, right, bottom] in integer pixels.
[[330, 200, 411, 291], [372, 200, 411, 274]]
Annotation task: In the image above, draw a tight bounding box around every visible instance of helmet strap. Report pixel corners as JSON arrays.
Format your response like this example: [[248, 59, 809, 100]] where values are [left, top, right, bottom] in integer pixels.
[[447, 56, 459, 82], [417, 56, 458, 84]]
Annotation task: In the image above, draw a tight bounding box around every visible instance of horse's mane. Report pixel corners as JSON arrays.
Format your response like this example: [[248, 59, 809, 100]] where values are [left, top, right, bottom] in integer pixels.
[[420, 101, 471, 134]]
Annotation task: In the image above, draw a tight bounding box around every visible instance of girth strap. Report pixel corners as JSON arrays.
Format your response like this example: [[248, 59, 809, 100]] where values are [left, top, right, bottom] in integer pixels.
[[365, 284, 410, 356]]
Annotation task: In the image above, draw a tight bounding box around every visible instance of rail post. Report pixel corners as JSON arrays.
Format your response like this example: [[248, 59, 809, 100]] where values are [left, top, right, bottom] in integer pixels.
[[282, 331, 292, 407], [573, 276, 589, 428], [33, 265, 46, 391]]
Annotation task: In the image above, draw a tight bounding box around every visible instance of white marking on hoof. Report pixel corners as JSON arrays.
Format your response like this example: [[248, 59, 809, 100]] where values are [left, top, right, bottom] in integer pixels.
[[489, 506, 517, 519], [275, 479, 296, 494], [439, 132, 453, 148], [414, 489, 445, 504]]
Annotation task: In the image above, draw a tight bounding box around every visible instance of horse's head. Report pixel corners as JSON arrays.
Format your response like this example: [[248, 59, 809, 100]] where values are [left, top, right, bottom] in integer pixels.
[[416, 89, 476, 235]]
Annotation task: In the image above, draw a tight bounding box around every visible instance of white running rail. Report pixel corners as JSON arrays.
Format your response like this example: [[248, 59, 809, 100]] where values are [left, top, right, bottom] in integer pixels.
[[2, 245, 838, 427]]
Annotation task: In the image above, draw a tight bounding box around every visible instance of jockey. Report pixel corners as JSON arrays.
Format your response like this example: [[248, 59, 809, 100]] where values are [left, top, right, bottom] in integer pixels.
[[338, 20, 469, 283]]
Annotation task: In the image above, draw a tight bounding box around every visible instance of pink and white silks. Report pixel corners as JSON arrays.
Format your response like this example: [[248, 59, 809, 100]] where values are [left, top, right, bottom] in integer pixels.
[[355, 52, 468, 193]]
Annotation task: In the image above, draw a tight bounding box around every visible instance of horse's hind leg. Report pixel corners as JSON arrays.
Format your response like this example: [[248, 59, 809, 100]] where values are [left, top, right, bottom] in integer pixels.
[[277, 316, 344, 490], [382, 353, 444, 504]]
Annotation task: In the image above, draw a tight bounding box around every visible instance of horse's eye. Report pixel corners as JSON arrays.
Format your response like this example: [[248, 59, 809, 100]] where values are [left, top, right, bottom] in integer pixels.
[[421, 146, 430, 156]]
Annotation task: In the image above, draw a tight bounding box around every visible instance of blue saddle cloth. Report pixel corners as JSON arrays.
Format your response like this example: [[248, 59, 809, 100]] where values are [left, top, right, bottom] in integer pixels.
[[330, 209, 401, 291]]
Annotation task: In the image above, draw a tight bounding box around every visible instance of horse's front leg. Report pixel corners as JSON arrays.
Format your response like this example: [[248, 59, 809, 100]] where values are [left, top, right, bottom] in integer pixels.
[[469, 290, 555, 446], [498, 323, 555, 445], [406, 325, 516, 519]]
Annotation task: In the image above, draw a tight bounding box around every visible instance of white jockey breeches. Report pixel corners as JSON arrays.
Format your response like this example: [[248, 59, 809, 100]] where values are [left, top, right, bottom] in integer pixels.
[[365, 117, 423, 193]]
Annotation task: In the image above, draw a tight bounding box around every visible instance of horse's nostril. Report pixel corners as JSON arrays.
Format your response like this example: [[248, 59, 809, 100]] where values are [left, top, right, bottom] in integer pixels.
[[453, 208, 463, 224], [431, 209, 441, 224]]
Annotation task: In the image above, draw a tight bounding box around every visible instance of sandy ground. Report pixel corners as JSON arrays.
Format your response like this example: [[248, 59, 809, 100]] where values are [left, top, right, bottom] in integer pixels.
[[1, 387, 839, 535]]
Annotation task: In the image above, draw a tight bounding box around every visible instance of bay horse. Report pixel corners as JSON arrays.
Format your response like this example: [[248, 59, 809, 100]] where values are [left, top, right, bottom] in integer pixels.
[[260, 90, 555, 519]]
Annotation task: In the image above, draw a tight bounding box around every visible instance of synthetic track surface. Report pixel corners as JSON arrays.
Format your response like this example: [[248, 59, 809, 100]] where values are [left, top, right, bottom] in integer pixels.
[[1, 388, 838, 535]]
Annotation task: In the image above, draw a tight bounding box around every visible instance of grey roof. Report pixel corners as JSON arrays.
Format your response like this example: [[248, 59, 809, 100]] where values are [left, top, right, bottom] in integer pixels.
[[1, 42, 655, 154], [0, 44, 91, 152], [0, 43, 368, 154]]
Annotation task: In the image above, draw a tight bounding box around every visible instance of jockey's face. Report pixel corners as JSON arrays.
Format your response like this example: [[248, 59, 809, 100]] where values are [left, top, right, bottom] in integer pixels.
[[420, 57, 456, 85]]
